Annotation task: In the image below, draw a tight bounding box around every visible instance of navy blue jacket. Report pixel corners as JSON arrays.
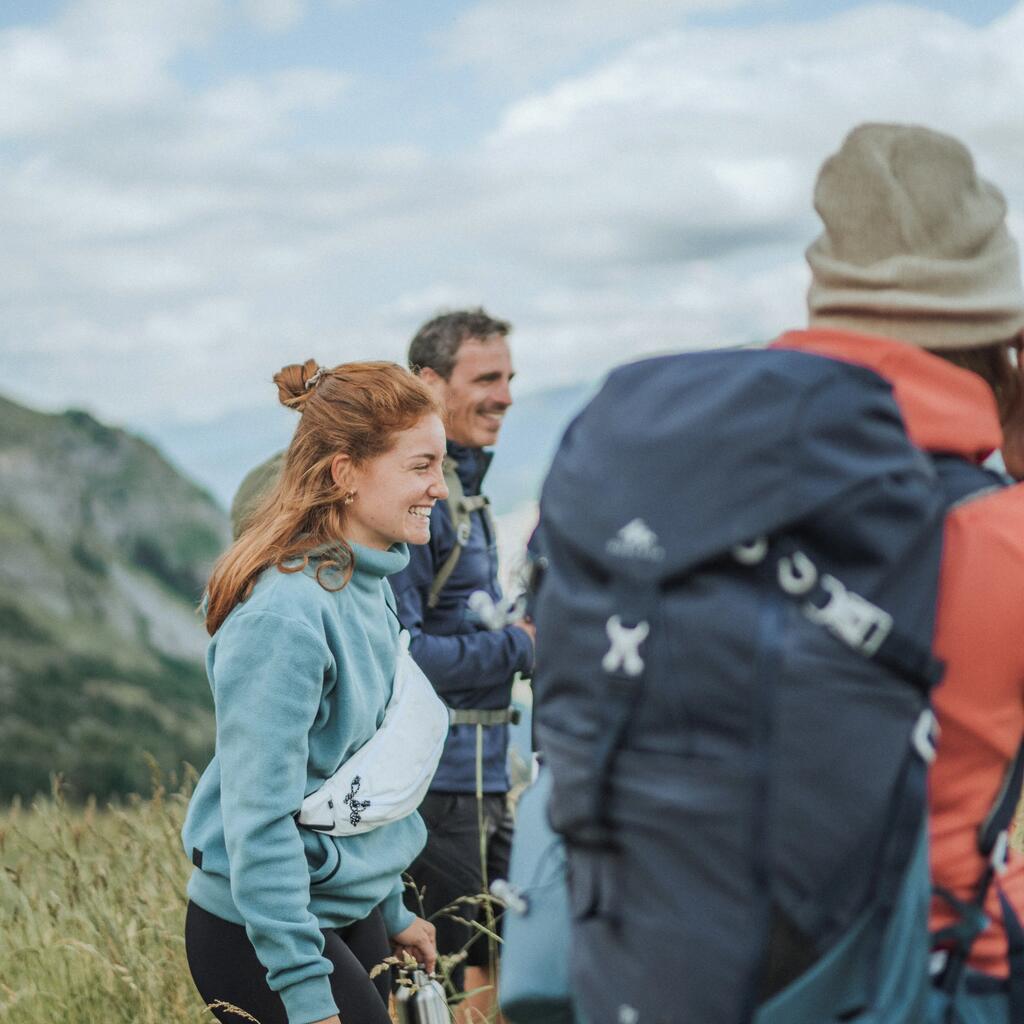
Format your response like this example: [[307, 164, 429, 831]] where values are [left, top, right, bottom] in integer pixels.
[[391, 442, 534, 793]]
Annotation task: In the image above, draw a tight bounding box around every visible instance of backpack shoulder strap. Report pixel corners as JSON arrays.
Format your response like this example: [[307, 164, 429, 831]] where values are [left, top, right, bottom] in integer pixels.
[[427, 456, 490, 609], [929, 454, 1024, 1002], [931, 452, 1016, 864], [931, 453, 1008, 510], [933, 738, 1024, 1009], [979, 740, 1024, 863]]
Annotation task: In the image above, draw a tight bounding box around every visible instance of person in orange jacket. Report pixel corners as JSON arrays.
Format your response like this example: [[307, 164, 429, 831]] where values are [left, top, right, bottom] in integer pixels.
[[772, 122, 1024, 1023]]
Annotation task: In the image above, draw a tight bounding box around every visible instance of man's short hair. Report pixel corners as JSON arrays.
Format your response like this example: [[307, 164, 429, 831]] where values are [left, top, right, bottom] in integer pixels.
[[408, 308, 511, 380]]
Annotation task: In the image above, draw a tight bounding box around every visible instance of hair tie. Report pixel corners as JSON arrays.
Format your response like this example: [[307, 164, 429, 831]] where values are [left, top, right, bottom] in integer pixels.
[[305, 366, 327, 391]]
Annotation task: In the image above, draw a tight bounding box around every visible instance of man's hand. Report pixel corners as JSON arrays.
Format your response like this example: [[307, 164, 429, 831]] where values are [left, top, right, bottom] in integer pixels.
[[391, 916, 437, 973], [311, 1017, 341, 1024]]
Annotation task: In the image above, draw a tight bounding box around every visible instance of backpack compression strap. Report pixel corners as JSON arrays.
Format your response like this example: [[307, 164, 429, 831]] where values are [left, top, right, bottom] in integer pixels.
[[730, 451, 1008, 696], [427, 456, 491, 609], [577, 537, 944, 852], [732, 536, 945, 695], [575, 579, 655, 852]]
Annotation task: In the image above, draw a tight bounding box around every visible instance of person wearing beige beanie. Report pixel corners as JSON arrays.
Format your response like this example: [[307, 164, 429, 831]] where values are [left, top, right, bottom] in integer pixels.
[[807, 122, 1024, 349], [804, 121, 1024, 475], [775, 122, 1024, 1024]]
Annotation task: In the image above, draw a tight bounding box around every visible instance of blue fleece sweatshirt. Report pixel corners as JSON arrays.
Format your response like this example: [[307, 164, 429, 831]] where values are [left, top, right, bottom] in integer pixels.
[[182, 542, 423, 1024]]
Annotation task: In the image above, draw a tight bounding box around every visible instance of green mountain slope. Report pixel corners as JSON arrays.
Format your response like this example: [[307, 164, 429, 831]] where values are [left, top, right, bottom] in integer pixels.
[[0, 395, 230, 801]]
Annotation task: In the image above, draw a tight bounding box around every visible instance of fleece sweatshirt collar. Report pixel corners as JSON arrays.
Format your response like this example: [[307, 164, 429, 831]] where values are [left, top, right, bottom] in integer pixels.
[[348, 541, 409, 579], [773, 328, 1003, 462], [305, 540, 410, 580]]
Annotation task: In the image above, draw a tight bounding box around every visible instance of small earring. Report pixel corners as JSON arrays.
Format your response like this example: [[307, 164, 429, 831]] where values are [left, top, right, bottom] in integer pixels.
[[343, 491, 355, 506]]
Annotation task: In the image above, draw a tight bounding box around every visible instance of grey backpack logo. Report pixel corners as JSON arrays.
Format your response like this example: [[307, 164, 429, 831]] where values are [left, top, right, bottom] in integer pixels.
[[606, 518, 665, 561]]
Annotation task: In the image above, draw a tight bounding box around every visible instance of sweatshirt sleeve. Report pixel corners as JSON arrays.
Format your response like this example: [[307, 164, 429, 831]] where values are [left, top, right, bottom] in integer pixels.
[[391, 547, 534, 701], [379, 876, 416, 937], [211, 610, 339, 1024]]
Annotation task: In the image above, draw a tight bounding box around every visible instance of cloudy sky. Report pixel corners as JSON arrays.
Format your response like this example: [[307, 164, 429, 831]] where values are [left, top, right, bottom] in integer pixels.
[[1, 0, 1022, 429]]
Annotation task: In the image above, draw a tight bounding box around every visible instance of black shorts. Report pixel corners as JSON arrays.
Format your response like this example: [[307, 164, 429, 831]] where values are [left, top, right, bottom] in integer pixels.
[[405, 792, 513, 986]]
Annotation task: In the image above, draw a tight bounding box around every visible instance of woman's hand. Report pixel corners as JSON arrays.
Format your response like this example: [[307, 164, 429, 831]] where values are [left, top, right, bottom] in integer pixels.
[[391, 916, 437, 973]]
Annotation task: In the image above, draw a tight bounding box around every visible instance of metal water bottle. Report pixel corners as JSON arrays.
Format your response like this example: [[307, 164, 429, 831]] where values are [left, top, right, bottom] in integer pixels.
[[395, 968, 449, 1024]]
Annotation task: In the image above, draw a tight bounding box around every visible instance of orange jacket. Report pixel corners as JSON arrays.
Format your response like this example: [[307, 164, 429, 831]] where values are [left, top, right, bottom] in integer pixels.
[[775, 327, 1024, 976]]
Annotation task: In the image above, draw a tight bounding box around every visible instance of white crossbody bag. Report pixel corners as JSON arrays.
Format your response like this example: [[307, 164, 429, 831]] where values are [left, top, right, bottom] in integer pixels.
[[297, 630, 449, 836]]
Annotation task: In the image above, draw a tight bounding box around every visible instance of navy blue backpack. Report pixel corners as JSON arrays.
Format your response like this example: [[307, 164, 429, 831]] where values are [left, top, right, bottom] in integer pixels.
[[522, 348, 955, 1024]]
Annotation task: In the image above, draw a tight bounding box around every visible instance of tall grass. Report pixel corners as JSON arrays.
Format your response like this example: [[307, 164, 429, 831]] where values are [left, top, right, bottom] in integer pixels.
[[0, 766, 213, 1023], [0, 768, 500, 1023]]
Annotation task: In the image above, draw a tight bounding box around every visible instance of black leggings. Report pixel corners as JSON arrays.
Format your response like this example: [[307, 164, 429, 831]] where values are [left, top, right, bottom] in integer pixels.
[[185, 901, 392, 1024]]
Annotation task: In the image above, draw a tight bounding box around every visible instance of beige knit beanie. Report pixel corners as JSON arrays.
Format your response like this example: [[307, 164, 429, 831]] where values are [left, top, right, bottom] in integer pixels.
[[806, 122, 1024, 349]]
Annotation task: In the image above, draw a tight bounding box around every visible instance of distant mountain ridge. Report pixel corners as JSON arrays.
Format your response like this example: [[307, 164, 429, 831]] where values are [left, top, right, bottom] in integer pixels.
[[138, 382, 596, 515], [0, 380, 594, 801], [0, 394, 229, 801]]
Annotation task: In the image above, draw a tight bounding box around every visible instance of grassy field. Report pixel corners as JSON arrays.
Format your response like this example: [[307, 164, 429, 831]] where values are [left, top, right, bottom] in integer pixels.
[[0, 767, 215, 1023], [0, 768, 499, 1024], [3, 770, 1023, 1024]]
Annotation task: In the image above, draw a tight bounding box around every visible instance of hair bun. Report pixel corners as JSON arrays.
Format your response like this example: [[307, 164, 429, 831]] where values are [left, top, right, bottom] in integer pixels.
[[274, 359, 320, 410]]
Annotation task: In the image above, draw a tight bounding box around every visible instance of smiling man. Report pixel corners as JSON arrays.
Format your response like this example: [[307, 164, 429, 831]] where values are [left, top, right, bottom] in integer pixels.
[[394, 309, 535, 1021]]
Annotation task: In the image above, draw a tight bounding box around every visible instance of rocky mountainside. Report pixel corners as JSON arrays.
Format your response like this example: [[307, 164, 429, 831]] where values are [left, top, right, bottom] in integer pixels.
[[0, 394, 230, 801]]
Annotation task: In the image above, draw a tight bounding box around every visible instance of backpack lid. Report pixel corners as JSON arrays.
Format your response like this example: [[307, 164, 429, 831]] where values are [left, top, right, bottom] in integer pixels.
[[540, 348, 935, 582]]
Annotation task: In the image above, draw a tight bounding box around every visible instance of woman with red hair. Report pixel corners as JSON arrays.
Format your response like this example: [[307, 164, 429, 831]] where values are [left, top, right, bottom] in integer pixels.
[[182, 360, 449, 1024]]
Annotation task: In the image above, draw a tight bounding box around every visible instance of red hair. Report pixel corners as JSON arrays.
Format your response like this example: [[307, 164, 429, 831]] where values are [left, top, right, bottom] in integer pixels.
[[204, 360, 441, 634]]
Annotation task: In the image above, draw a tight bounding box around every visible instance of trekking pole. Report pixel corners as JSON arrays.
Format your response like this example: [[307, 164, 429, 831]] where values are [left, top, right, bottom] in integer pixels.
[[466, 588, 525, 1008], [475, 720, 500, 998]]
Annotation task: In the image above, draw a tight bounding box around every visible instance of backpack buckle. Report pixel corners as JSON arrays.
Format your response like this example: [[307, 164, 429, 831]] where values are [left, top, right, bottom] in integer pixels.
[[929, 949, 949, 978], [803, 574, 893, 656], [490, 877, 528, 915], [777, 550, 818, 595], [991, 830, 1010, 875], [733, 536, 768, 565], [912, 708, 939, 764]]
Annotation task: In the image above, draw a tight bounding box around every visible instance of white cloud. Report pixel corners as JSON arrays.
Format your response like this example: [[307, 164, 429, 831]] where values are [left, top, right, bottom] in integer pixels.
[[0, 0, 221, 137], [189, 68, 350, 151], [475, 3, 1024, 275], [386, 284, 492, 320], [3, 0, 1024, 430], [437, 0, 751, 82], [241, 0, 366, 32], [242, 0, 307, 32]]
